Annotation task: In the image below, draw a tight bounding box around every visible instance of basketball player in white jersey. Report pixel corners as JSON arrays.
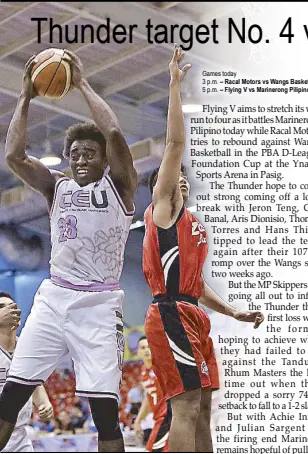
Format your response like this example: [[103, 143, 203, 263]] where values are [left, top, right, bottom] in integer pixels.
[[0, 50, 137, 452], [0, 292, 53, 452]]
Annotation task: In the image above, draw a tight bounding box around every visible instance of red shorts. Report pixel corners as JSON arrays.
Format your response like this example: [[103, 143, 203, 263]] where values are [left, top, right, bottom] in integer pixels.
[[145, 300, 219, 401], [146, 414, 170, 452]]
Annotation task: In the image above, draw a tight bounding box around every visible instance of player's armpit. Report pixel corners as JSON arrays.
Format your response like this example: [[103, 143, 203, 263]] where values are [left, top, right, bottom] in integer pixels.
[[152, 150, 183, 228], [152, 196, 183, 229]]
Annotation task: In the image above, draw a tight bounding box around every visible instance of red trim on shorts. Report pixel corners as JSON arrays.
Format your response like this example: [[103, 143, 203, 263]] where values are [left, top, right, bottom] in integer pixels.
[[145, 301, 219, 401], [146, 417, 169, 452]]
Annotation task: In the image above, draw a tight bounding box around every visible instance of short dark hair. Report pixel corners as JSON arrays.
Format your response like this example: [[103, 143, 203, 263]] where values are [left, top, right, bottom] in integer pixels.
[[148, 164, 187, 195], [0, 292, 14, 303], [138, 335, 147, 344], [63, 122, 106, 159]]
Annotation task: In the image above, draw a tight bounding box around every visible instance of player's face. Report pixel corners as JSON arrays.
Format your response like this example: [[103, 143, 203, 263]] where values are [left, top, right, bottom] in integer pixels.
[[69, 139, 107, 186], [138, 339, 152, 362], [0, 297, 20, 330], [0, 297, 14, 309], [179, 172, 190, 201]]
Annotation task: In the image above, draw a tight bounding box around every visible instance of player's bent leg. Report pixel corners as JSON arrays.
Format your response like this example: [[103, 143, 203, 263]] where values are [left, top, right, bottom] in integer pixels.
[[89, 397, 124, 452], [169, 388, 201, 453], [0, 381, 35, 450], [195, 387, 213, 452]]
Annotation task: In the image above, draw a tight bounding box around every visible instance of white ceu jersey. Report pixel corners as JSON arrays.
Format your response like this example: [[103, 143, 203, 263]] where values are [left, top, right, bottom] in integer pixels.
[[50, 171, 134, 288], [0, 347, 33, 452], [8, 170, 132, 399]]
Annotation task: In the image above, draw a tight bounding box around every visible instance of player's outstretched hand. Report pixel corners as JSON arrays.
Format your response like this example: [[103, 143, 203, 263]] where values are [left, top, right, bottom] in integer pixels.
[[233, 311, 264, 329], [63, 49, 85, 89], [0, 303, 21, 331], [22, 55, 37, 99], [38, 403, 54, 422], [169, 44, 191, 86]]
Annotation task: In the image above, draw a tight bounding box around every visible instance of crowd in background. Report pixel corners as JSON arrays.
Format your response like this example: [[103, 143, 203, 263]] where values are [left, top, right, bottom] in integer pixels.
[[29, 362, 149, 438]]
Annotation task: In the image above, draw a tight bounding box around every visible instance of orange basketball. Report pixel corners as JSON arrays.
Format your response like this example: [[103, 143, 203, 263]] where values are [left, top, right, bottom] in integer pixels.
[[31, 48, 71, 99]]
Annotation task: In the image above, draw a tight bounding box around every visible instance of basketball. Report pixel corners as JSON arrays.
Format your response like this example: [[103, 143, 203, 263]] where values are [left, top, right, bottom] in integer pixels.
[[31, 48, 71, 99]]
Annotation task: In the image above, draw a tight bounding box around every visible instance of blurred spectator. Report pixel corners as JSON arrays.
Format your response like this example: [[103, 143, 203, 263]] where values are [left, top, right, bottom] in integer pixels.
[[70, 406, 85, 430], [126, 383, 143, 417], [31, 362, 147, 435], [30, 415, 44, 433], [54, 410, 75, 435], [45, 418, 58, 433], [84, 413, 98, 433], [73, 396, 89, 422]]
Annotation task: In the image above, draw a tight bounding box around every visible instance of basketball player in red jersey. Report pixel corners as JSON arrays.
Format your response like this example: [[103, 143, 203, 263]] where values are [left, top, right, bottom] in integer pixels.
[[143, 46, 264, 452], [135, 336, 171, 452]]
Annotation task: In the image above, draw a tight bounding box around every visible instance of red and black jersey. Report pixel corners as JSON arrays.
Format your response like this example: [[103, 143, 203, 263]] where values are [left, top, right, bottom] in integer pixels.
[[141, 365, 167, 421], [142, 204, 208, 302]]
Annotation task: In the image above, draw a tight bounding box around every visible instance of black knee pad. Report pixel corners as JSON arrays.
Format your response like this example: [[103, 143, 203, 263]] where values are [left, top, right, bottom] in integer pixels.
[[0, 381, 36, 424], [88, 397, 122, 442]]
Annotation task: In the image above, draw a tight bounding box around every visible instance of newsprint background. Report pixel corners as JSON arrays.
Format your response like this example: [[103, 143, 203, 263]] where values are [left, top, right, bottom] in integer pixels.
[[195, 2, 308, 454], [1, 1, 308, 453]]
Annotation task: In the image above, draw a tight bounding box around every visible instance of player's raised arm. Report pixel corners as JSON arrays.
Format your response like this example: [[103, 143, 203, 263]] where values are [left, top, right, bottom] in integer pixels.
[[64, 50, 137, 211], [152, 46, 191, 229], [5, 56, 63, 201]]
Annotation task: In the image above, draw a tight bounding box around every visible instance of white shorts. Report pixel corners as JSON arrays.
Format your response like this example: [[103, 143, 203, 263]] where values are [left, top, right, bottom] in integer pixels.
[[8, 279, 125, 401]]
